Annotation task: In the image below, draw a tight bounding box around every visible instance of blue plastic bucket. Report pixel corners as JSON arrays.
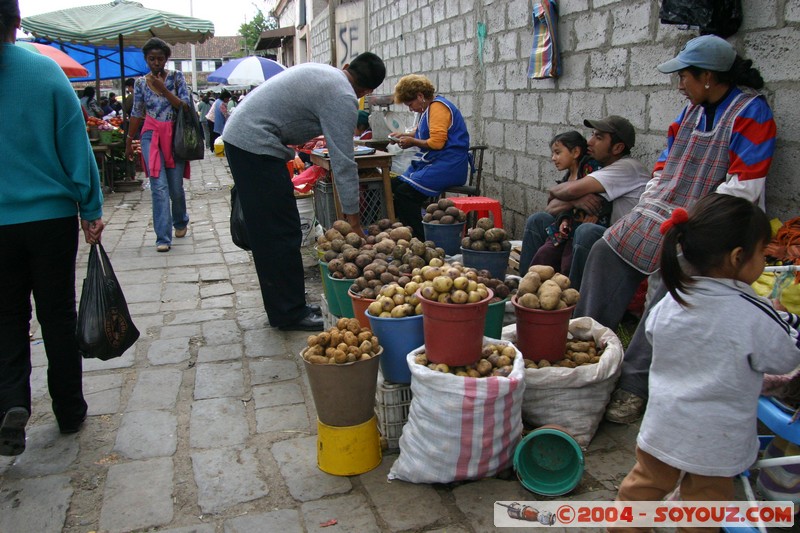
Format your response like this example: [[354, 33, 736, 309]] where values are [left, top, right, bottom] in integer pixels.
[[461, 247, 511, 280], [423, 221, 466, 256], [366, 311, 423, 384], [513, 425, 584, 496]]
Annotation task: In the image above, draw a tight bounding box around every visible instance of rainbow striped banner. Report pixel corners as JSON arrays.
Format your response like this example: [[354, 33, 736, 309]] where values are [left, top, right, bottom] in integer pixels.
[[527, 0, 561, 79]]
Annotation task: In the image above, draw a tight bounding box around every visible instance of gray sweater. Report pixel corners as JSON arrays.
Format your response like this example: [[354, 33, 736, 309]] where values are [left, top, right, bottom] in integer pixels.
[[223, 63, 361, 214], [640, 277, 800, 476]]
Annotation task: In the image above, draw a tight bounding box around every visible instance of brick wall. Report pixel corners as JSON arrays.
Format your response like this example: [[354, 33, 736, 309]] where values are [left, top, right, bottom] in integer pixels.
[[360, 0, 800, 237]]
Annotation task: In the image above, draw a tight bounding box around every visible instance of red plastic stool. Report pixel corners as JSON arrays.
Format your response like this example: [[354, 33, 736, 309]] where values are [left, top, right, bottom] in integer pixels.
[[449, 196, 503, 229]]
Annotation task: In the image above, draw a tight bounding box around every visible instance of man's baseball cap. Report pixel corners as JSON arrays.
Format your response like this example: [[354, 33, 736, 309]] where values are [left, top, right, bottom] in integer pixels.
[[583, 115, 636, 149], [657, 35, 736, 74]]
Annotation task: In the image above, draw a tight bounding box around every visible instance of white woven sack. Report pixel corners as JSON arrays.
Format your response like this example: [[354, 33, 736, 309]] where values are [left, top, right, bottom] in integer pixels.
[[501, 316, 623, 448], [388, 337, 526, 484]]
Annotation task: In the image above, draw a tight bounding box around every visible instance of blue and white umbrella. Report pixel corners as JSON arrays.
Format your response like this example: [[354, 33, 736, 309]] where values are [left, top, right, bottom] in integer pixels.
[[207, 56, 286, 86]]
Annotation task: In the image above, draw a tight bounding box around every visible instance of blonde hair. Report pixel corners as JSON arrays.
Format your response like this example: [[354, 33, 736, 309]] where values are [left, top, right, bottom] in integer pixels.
[[394, 74, 435, 104]]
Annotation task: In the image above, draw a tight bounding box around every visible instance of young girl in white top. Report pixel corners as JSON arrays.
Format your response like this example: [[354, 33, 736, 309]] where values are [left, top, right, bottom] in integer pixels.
[[611, 193, 800, 526]]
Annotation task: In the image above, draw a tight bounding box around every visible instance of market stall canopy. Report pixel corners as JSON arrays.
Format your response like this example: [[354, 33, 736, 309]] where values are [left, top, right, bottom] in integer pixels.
[[20, 0, 215, 47], [15, 40, 89, 78], [33, 39, 147, 82], [207, 56, 285, 86]]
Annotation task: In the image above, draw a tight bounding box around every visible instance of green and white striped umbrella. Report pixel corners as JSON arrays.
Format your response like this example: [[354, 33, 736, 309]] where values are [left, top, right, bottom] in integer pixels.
[[21, 0, 214, 47]]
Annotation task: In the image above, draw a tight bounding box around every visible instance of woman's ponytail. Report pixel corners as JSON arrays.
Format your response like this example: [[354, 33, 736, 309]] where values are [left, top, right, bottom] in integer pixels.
[[718, 56, 765, 90], [659, 214, 691, 307]]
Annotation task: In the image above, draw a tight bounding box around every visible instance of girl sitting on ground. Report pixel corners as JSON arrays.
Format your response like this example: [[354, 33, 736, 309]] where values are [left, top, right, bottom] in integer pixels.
[[610, 193, 800, 526], [529, 131, 605, 275]]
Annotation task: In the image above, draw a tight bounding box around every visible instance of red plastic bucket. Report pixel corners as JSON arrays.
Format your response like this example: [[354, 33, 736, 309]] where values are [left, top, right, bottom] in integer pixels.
[[417, 289, 493, 366], [511, 295, 574, 362], [349, 290, 375, 330]]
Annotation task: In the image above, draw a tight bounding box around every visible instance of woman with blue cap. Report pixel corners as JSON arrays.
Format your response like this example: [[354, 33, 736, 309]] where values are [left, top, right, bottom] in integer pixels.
[[574, 34, 777, 426]]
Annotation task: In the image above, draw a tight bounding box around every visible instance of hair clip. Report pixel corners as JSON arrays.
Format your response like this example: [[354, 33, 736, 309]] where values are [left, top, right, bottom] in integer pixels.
[[659, 207, 689, 235]]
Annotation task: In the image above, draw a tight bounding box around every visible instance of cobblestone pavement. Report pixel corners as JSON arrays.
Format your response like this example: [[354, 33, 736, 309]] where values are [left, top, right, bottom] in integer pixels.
[[0, 154, 643, 533]]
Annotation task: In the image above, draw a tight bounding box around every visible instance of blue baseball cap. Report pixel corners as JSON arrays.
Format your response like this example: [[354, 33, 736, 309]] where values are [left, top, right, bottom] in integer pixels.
[[657, 35, 736, 74]]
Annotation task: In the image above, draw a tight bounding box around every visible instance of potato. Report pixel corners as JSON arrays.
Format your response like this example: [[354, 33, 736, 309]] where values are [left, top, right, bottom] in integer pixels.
[[307, 335, 320, 346], [333, 349, 348, 364], [466, 368, 482, 378], [476, 358, 493, 376], [529, 264, 555, 281], [538, 359, 551, 368], [538, 290, 561, 310], [567, 340, 591, 352], [518, 292, 540, 309], [359, 353, 372, 361], [589, 356, 601, 364], [307, 355, 330, 365], [414, 354, 428, 366], [573, 352, 591, 364], [561, 288, 580, 306], [517, 271, 541, 296], [551, 273, 570, 290], [359, 340, 373, 354], [435, 363, 450, 373]]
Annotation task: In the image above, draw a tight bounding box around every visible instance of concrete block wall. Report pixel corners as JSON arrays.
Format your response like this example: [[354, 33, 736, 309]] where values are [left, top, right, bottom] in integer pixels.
[[361, 0, 800, 238]]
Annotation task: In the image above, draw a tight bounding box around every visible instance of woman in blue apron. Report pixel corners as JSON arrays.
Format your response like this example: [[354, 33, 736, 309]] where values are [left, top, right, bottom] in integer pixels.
[[391, 75, 469, 239]]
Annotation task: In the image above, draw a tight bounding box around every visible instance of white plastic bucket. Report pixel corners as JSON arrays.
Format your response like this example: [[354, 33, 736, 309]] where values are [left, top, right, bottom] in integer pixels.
[[296, 194, 315, 246]]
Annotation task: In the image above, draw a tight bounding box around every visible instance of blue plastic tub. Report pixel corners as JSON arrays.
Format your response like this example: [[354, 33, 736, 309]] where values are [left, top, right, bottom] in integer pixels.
[[461, 246, 511, 280], [366, 311, 423, 384], [423, 221, 465, 256]]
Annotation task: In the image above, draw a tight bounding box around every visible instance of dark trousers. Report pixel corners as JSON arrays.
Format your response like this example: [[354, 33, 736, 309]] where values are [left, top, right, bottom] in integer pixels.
[[391, 179, 429, 240], [574, 239, 668, 399], [224, 142, 309, 327], [0, 216, 87, 426], [208, 120, 218, 150]]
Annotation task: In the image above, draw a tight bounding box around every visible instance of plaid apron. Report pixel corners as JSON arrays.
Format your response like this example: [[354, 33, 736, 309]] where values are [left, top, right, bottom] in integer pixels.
[[605, 91, 758, 274]]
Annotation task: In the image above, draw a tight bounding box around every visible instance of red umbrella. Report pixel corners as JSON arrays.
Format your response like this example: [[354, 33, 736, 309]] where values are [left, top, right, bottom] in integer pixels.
[[15, 41, 89, 78]]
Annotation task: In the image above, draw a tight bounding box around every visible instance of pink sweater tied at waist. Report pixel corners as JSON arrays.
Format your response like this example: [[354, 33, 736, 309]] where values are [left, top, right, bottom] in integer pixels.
[[141, 115, 191, 180]]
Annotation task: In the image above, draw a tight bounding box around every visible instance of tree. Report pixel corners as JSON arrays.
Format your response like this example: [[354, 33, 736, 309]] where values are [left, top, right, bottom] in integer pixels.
[[239, 8, 278, 55]]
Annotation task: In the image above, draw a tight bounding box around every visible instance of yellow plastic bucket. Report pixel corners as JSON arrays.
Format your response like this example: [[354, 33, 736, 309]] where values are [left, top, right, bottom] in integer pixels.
[[317, 416, 382, 476]]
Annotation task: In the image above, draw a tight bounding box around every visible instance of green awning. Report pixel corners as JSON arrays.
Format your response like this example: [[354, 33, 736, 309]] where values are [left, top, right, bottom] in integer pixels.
[[21, 0, 214, 47]]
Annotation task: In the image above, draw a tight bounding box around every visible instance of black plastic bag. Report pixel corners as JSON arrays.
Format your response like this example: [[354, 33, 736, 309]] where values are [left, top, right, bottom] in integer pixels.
[[173, 104, 205, 161], [230, 185, 251, 251], [76, 244, 140, 361], [660, 0, 742, 38]]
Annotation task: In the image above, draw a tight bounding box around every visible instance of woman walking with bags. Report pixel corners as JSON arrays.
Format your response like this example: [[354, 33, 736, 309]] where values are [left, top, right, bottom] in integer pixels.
[[125, 37, 192, 252]]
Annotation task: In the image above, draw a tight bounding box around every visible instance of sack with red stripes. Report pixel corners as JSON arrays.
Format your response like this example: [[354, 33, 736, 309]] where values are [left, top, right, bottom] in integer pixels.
[[388, 338, 525, 483]]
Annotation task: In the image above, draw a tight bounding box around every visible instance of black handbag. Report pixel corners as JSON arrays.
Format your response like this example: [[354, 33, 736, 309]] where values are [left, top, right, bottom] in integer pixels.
[[230, 185, 251, 251], [173, 103, 205, 161], [659, 0, 743, 38], [76, 244, 140, 361]]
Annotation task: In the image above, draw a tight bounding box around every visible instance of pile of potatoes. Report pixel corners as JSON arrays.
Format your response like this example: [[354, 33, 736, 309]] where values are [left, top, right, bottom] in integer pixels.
[[461, 217, 512, 252], [416, 263, 491, 304], [366, 282, 422, 318], [422, 198, 467, 224], [302, 318, 382, 365], [515, 264, 580, 310], [524, 339, 604, 369], [414, 343, 518, 377]]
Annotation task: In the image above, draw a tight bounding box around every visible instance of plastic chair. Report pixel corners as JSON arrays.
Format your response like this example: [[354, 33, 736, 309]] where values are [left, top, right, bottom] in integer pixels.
[[444, 145, 487, 197]]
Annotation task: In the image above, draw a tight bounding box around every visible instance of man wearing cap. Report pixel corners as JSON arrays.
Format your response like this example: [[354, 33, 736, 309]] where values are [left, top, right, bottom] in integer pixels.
[[575, 35, 776, 424], [223, 52, 387, 332], [519, 115, 649, 290]]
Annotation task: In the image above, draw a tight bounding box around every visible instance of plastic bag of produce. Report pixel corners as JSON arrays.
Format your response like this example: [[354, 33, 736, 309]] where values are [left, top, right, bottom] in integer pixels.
[[502, 316, 623, 448], [173, 104, 205, 161], [76, 244, 140, 361], [388, 338, 525, 484]]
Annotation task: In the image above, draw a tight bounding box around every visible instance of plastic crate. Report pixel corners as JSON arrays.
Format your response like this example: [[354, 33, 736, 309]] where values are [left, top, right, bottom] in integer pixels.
[[375, 378, 412, 451], [313, 178, 388, 229]]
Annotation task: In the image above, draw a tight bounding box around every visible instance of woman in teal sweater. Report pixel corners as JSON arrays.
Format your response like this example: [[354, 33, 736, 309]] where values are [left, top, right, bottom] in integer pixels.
[[0, 0, 105, 456]]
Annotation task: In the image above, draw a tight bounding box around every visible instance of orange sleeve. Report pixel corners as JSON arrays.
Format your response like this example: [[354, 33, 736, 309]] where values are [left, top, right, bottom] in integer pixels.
[[426, 101, 451, 150]]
